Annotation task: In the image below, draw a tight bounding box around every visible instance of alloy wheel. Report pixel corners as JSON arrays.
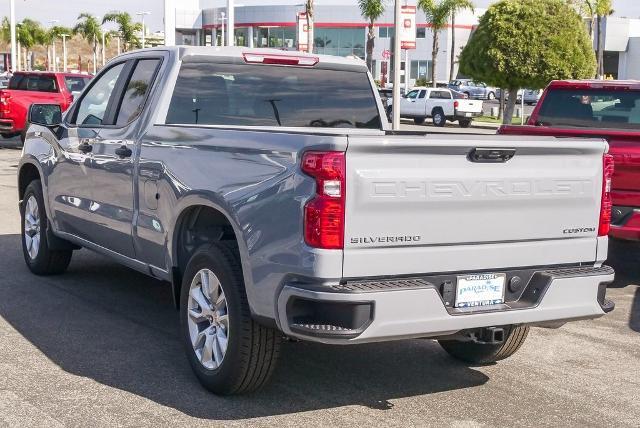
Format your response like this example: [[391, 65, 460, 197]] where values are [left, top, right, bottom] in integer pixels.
[[187, 268, 230, 370], [24, 195, 41, 260]]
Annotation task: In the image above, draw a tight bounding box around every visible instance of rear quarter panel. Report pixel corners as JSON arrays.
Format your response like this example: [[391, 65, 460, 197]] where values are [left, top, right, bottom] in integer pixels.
[[136, 125, 348, 320]]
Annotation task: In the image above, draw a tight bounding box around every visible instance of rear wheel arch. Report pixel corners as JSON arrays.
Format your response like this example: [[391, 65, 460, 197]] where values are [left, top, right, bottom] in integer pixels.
[[170, 203, 247, 308]]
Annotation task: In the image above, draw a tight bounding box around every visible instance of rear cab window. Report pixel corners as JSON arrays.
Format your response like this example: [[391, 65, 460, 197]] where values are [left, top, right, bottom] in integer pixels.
[[166, 62, 382, 129], [9, 74, 58, 92], [537, 88, 640, 129]]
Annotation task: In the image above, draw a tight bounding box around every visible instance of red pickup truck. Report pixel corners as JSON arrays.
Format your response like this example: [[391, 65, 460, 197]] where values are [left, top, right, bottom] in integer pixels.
[[499, 80, 640, 242], [0, 71, 91, 137]]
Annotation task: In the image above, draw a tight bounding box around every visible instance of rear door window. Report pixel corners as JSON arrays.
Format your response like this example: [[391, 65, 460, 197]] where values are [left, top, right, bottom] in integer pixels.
[[537, 88, 640, 129], [166, 62, 381, 129], [114, 59, 160, 126], [64, 76, 91, 93]]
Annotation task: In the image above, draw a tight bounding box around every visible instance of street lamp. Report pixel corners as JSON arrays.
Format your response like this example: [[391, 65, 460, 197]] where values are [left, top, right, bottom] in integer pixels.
[[48, 20, 59, 72], [392, 0, 401, 130], [60, 34, 69, 72], [220, 12, 226, 47], [136, 11, 151, 49]]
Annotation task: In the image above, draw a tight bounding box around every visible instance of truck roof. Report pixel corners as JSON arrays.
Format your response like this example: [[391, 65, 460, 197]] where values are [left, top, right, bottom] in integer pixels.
[[549, 79, 640, 90], [12, 71, 92, 77], [131, 46, 369, 71]]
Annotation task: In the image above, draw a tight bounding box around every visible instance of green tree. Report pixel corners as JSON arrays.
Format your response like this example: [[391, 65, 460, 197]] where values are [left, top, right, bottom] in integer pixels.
[[43, 25, 72, 45], [418, 0, 473, 87], [305, 0, 315, 53], [73, 12, 102, 73], [102, 11, 141, 52], [358, 0, 385, 73], [459, 0, 596, 123]]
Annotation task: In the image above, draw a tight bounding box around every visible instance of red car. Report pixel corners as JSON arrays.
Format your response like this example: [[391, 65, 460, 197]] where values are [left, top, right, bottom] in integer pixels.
[[0, 71, 92, 137], [499, 79, 640, 241]]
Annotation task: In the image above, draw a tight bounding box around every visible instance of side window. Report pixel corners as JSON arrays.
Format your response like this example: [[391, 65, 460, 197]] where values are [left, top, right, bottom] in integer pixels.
[[406, 90, 419, 99], [115, 59, 160, 126], [429, 91, 440, 99], [73, 63, 125, 126], [418, 90, 426, 99]]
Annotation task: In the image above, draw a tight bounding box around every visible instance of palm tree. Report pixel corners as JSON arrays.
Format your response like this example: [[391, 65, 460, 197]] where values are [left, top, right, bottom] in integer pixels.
[[16, 19, 46, 70], [43, 25, 72, 71], [358, 0, 385, 73], [305, 0, 314, 53], [102, 11, 141, 52], [449, 2, 474, 81], [418, 0, 473, 87], [73, 13, 102, 73], [573, 1, 613, 78]]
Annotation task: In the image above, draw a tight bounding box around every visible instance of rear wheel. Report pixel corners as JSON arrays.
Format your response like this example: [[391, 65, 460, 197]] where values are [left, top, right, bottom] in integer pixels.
[[414, 117, 425, 125], [432, 108, 446, 127], [180, 243, 281, 395], [20, 180, 72, 275], [459, 119, 472, 128], [438, 325, 529, 364]]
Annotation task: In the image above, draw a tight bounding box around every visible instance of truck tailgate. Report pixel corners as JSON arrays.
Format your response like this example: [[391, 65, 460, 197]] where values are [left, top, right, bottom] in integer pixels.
[[456, 99, 483, 114], [343, 134, 606, 278]]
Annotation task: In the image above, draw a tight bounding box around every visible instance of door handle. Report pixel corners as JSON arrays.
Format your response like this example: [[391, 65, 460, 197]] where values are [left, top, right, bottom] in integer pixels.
[[78, 142, 92, 153], [115, 145, 132, 158]]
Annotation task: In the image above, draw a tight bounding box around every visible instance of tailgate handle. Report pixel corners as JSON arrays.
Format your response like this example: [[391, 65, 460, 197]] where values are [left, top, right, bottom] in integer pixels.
[[468, 148, 515, 163]]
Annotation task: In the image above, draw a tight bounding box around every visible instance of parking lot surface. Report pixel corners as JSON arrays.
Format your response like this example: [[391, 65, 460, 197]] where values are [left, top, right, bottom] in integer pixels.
[[0, 145, 638, 427]]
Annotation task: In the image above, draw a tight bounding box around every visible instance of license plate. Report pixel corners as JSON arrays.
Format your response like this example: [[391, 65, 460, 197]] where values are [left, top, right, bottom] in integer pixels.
[[465, 112, 472, 117], [455, 273, 506, 308]]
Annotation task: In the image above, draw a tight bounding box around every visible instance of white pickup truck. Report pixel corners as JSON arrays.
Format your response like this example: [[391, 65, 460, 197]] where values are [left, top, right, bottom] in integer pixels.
[[388, 87, 484, 127]]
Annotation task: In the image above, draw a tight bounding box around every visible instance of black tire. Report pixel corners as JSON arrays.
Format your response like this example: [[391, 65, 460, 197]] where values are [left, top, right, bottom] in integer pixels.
[[180, 242, 281, 395], [20, 180, 72, 275], [438, 325, 529, 364], [487, 92, 496, 100], [414, 117, 426, 125], [459, 119, 472, 128], [432, 108, 446, 127]]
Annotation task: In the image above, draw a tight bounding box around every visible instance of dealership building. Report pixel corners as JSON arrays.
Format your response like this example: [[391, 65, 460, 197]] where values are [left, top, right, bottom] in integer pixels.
[[167, 0, 640, 86]]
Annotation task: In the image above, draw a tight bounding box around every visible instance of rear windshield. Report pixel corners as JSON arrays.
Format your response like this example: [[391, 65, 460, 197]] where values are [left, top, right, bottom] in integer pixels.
[[166, 62, 381, 129], [64, 76, 91, 93], [9, 74, 58, 92], [537, 88, 640, 130]]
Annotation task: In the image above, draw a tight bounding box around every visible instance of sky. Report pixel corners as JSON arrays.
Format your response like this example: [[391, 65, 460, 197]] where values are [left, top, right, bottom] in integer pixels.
[[0, 0, 639, 33]]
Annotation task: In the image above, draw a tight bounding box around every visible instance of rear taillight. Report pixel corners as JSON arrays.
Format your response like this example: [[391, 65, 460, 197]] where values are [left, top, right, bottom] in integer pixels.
[[302, 151, 345, 249], [454, 100, 459, 109], [599, 154, 615, 236]]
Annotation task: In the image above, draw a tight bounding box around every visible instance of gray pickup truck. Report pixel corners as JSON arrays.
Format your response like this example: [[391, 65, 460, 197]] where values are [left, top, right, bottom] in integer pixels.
[[18, 47, 615, 395]]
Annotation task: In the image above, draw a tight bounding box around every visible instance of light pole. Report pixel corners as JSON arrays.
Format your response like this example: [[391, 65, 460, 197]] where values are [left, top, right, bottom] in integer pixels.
[[220, 12, 226, 46], [137, 11, 151, 49], [60, 34, 68, 72], [9, 0, 16, 71], [392, 0, 402, 130], [48, 20, 59, 72], [226, 0, 235, 47], [101, 31, 106, 65]]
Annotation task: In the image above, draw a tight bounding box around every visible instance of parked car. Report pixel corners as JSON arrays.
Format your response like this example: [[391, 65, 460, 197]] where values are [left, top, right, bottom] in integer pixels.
[[523, 89, 543, 105], [496, 88, 524, 101], [0, 71, 92, 138], [19, 48, 615, 395], [499, 79, 640, 241], [388, 87, 483, 127], [448, 79, 497, 100]]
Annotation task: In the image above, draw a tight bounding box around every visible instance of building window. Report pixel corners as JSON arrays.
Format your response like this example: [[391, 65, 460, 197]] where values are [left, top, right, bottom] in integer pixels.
[[410, 60, 432, 81], [254, 26, 296, 49], [235, 28, 249, 47], [416, 27, 426, 38], [378, 27, 394, 39], [314, 27, 366, 59]]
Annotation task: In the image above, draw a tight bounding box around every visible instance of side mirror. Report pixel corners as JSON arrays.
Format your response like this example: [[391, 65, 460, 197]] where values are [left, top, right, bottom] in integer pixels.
[[28, 103, 62, 127]]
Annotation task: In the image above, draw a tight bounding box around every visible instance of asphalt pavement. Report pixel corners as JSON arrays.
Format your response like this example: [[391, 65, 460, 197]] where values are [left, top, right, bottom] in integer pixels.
[[0, 144, 638, 427]]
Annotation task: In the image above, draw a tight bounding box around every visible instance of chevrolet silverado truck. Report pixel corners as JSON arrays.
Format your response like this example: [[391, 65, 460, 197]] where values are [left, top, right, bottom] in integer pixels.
[[387, 87, 483, 127], [0, 71, 91, 138], [500, 80, 640, 242], [18, 47, 614, 395]]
